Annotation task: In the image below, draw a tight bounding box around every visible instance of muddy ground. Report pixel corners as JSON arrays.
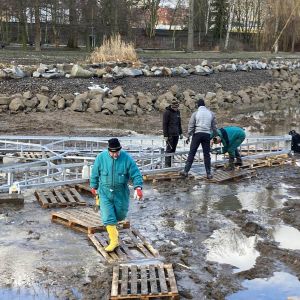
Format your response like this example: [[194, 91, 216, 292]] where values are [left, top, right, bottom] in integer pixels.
[[1, 56, 300, 299], [1, 161, 300, 300]]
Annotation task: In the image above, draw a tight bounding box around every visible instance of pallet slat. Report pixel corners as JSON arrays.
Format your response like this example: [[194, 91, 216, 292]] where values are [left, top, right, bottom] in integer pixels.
[[121, 266, 129, 296], [130, 265, 138, 295], [89, 228, 160, 263]]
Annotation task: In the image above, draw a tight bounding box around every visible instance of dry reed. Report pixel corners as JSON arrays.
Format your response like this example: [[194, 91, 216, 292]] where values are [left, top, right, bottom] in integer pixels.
[[89, 34, 140, 65]]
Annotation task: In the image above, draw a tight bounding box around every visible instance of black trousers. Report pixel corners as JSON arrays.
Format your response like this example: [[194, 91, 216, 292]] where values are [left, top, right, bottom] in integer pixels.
[[185, 132, 211, 174], [165, 136, 179, 167]]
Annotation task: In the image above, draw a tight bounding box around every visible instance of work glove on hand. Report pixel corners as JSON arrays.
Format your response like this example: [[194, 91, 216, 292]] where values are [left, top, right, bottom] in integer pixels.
[[211, 148, 221, 155], [164, 136, 169, 142], [179, 134, 183, 139], [93, 195, 100, 212], [185, 137, 190, 145], [91, 188, 97, 196], [134, 187, 143, 201]]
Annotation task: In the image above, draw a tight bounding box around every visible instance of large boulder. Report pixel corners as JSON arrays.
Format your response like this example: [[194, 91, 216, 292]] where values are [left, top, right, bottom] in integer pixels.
[[57, 98, 66, 109], [122, 68, 143, 77], [89, 95, 103, 112], [71, 64, 93, 78], [111, 86, 125, 97], [9, 98, 24, 112], [36, 94, 49, 112], [70, 99, 84, 111], [0, 69, 8, 79], [102, 102, 118, 113], [24, 97, 39, 109], [0, 96, 10, 105], [137, 92, 152, 110]]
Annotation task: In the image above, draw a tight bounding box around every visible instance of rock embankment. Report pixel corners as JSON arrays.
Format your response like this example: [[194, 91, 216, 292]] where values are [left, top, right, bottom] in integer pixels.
[[1, 59, 300, 82], [0, 69, 299, 119]]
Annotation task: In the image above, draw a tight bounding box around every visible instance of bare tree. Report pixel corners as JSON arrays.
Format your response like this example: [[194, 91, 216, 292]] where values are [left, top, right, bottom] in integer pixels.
[[187, 0, 194, 51], [67, 0, 78, 48], [224, 0, 235, 50], [34, 0, 41, 51]]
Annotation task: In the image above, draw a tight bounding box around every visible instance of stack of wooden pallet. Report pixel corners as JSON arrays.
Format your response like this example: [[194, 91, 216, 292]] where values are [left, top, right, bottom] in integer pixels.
[[38, 185, 180, 300]]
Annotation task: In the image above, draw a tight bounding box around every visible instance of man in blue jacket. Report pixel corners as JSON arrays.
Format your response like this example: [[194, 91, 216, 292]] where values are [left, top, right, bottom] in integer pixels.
[[90, 138, 143, 252], [211, 126, 246, 170]]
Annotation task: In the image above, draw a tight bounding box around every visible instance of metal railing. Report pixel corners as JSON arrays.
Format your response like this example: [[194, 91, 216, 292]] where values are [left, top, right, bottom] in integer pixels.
[[0, 135, 292, 192]]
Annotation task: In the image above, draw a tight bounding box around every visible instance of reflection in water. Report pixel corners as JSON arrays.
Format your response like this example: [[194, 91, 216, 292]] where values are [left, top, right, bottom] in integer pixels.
[[203, 227, 259, 273], [0, 287, 56, 300], [270, 225, 300, 250], [237, 190, 282, 211], [227, 272, 300, 300], [215, 194, 242, 211]]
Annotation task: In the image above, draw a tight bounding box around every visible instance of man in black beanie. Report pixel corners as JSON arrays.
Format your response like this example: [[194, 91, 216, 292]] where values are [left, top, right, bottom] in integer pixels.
[[289, 130, 300, 153], [90, 138, 143, 252], [163, 99, 183, 167], [181, 99, 218, 179]]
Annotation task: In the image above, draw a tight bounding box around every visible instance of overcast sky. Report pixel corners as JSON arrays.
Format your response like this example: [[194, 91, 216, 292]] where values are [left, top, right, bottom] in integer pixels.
[[160, 0, 188, 8]]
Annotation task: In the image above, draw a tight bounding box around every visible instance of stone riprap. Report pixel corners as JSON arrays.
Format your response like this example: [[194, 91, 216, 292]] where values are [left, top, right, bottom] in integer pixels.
[[0, 69, 299, 117], [1, 59, 300, 81]]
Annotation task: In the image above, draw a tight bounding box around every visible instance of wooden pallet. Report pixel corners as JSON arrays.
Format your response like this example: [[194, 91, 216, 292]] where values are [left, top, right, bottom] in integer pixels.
[[34, 187, 86, 208], [88, 228, 160, 263], [143, 172, 185, 183], [174, 154, 202, 163], [17, 151, 52, 160], [74, 183, 92, 194], [51, 208, 130, 234], [193, 169, 256, 183], [111, 264, 179, 300], [214, 155, 289, 170]]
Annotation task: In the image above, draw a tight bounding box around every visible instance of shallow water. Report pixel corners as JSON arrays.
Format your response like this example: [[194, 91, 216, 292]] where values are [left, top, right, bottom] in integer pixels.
[[203, 227, 260, 273], [0, 287, 57, 300], [270, 224, 300, 250], [227, 272, 300, 300]]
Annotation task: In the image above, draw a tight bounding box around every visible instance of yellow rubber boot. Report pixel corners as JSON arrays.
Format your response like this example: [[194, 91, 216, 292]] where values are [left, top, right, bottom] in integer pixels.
[[105, 225, 119, 252]]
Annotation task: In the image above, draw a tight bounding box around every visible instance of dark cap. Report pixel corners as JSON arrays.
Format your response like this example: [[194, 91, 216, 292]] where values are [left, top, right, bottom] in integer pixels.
[[289, 130, 296, 135], [108, 138, 122, 152], [197, 99, 205, 107]]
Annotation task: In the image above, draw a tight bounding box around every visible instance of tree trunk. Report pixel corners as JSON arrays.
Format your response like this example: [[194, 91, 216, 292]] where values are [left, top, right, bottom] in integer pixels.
[[67, 0, 78, 48], [205, 0, 211, 36], [224, 0, 235, 50], [18, 0, 28, 49], [34, 0, 41, 51], [187, 0, 194, 52], [273, 0, 279, 53]]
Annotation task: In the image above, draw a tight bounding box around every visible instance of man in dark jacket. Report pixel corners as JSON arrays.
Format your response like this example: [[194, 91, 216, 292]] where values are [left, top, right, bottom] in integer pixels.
[[163, 99, 183, 167], [289, 130, 300, 153]]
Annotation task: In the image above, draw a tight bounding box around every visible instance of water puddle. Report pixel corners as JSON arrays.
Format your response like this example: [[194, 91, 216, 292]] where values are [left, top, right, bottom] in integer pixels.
[[215, 188, 285, 212], [203, 227, 259, 273], [270, 224, 300, 250], [0, 286, 56, 300], [227, 272, 300, 300]]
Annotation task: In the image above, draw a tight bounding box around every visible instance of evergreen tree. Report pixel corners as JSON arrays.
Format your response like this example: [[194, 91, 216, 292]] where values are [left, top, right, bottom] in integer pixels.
[[211, 0, 228, 40]]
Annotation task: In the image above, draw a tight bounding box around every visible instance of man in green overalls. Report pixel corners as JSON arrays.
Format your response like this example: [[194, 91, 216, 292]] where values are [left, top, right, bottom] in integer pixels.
[[212, 126, 246, 170], [90, 138, 143, 252]]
